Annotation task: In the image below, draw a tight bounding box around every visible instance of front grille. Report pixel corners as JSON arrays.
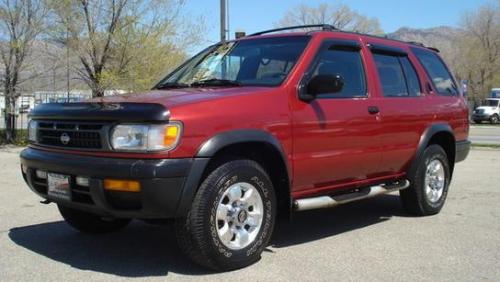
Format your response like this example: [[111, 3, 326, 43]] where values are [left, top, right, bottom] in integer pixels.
[[37, 121, 104, 149], [475, 109, 485, 114]]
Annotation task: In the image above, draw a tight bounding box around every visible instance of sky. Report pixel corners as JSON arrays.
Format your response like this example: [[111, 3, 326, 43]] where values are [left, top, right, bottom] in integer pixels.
[[184, 0, 491, 44]]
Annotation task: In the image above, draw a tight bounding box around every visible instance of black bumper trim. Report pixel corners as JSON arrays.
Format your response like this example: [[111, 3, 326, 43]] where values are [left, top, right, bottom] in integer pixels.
[[455, 140, 470, 163], [20, 148, 209, 219]]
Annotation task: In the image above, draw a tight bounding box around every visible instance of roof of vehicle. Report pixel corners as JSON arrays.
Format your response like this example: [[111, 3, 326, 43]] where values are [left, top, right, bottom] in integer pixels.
[[240, 24, 440, 53]]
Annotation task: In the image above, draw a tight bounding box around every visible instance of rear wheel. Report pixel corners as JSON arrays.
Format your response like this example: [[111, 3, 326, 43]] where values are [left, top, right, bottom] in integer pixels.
[[175, 159, 276, 271], [400, 145, 451, 216], [58, 205, 131, 234]]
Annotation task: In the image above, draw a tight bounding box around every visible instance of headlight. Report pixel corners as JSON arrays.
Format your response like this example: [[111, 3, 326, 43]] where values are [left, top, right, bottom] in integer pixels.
[[28, 120, 37, 142], [110, 122, 182, 152]]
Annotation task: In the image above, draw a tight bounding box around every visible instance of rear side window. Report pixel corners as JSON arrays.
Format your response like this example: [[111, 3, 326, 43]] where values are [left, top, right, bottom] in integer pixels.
[[411, 48, 457, 96], [400, 57, 421, 96], [373, 54, 421, 97], [309, 45, 366, 98]]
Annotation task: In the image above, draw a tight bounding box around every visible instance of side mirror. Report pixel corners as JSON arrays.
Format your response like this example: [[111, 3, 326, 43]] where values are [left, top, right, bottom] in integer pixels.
[[300, 74, 344, 102]]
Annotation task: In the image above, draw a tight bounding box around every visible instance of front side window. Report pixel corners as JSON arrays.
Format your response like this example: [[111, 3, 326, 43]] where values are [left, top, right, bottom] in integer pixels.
[[157, 36, 310, 88], [373, 53, 421, 97], [411, 47, 458, 96], [309, 44, 366, 98]]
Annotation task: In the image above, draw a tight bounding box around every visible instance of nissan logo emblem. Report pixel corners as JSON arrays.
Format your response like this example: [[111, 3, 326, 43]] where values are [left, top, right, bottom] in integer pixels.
[[60, 132, 70, 145]]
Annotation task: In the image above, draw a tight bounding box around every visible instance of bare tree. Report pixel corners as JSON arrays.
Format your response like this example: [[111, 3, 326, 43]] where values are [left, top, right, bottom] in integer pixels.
[[277, 3, 383, 35], [0, 0, 46, 143], [455, 2, 500, 103], [49, 0, 204, 97]]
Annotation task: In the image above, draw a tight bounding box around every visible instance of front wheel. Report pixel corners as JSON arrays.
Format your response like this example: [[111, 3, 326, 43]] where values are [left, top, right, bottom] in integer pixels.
[[400, 145, 451, 216], [490, 114, 499, 124], [175, 159, 276, 271], [58, 205, 131, 234]]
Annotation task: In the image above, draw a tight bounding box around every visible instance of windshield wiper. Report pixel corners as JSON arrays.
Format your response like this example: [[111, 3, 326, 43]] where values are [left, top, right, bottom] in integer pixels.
[[191, 78, 241, 87], [156, 82, 189, 89]]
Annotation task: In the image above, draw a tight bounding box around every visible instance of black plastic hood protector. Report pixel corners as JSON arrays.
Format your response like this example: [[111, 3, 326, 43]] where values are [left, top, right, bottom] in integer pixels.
[[29, 102, 170, 122]]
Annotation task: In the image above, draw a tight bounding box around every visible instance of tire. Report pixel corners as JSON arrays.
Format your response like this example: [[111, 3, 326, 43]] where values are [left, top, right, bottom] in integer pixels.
[[473, 119, 482, 124], [175, 159, 276, 271], [58, 205, 131, 234], [490, 114, 499, 124], [400, 145, 451, 216]]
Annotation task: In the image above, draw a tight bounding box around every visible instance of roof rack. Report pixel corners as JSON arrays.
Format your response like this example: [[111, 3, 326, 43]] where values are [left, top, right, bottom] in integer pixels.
[[247, 24, 440, 53], [248, 24, 336, 37]]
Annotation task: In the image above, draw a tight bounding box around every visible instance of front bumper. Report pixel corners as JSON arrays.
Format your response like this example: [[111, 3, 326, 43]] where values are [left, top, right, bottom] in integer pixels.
[[20, 148, 208, 219], [472, 114, 491, 121]]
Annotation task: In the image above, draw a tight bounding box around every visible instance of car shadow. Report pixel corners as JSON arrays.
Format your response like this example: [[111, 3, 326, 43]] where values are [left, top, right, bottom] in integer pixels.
[[9, 194, 406, 277], [271, 194, 407, 248], [8, 220, 211, 277]]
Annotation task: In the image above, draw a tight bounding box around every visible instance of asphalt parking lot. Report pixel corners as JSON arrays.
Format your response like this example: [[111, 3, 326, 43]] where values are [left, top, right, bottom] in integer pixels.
[[1, 147, 499, 281]]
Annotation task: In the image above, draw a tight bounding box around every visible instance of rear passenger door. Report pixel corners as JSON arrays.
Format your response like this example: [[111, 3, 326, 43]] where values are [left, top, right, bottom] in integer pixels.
[[368, 44, 426, 175]]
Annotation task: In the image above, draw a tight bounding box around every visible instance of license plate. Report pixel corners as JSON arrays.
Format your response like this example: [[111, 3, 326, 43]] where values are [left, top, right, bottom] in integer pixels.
[[47, 173, 71, 200]]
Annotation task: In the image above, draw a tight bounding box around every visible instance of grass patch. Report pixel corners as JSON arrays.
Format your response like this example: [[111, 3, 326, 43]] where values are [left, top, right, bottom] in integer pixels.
[[471, 143, 500, 149], [0, 129, 28, 146]]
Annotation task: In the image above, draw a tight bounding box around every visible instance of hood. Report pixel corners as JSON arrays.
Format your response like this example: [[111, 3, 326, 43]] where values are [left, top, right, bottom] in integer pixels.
[[90, 87, 272, 109], [475, 106, 497, 112]]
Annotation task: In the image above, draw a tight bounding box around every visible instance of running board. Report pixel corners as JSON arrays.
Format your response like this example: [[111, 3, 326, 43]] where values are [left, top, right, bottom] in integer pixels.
[[294, 180, 410, 211]]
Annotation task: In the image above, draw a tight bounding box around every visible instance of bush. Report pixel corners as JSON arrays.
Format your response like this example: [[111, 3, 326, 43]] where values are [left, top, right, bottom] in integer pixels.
[[0, 129, 28, 146]]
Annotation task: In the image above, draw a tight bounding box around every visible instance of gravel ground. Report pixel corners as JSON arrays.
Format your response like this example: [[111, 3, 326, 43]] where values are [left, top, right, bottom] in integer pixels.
[[0, 147, 499, 281]]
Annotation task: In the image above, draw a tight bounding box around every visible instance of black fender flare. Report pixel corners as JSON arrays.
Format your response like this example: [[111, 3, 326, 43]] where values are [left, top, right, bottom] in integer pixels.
[[407, 123, 455, 179], [175, 129, 292, 217]]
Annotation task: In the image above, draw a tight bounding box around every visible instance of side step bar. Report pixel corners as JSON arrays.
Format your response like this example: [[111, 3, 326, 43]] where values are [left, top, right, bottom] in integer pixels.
[[294, 180, 410, 211]]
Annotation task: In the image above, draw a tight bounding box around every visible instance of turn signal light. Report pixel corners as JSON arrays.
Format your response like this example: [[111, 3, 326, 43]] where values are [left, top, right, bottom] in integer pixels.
[[104, 179, 141, 192], [164, 124, 180, 147]]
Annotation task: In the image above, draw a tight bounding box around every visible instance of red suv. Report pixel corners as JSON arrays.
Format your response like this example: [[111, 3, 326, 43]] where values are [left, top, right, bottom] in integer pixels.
[[21, 25, 470, 271]]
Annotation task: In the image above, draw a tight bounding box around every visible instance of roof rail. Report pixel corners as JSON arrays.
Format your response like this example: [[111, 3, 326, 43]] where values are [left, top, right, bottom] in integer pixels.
[[407, 41, 425, 47], [406, 41, 439, 52], [249, 24, 336, 36]]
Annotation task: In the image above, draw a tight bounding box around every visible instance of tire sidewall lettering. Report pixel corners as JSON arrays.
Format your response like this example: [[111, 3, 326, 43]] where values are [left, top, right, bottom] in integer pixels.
[[209, 170, 273, 259]]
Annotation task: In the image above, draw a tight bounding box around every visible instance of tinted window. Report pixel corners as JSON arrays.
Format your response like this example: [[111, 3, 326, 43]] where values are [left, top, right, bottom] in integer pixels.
[[373, 53, 421, 97], [400, 57, 421, 96], [310, 46, 366, 98], [373, 54, 408, 97], [412, 48, 457, 95]]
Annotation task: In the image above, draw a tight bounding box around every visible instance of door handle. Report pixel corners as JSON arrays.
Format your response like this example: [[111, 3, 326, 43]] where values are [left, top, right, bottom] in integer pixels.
[[368, 106, 379, 114]]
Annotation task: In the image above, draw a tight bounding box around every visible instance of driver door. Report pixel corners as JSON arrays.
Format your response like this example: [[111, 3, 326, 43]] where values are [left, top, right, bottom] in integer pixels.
[[292, 38, 382, 195]]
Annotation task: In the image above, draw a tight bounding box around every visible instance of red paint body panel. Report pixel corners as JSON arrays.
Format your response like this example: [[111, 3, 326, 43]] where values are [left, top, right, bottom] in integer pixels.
[[30, 31, 469, 200]]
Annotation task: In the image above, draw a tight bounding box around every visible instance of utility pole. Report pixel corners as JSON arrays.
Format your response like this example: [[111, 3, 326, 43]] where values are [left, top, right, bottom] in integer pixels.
[[66, 20, 70, 102], [220, 0, 226, 42]]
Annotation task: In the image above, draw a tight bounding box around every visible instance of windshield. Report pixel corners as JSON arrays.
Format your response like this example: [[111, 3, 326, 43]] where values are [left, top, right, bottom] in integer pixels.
[[157, 36, 310, 88], [483, 100, 500, 107]]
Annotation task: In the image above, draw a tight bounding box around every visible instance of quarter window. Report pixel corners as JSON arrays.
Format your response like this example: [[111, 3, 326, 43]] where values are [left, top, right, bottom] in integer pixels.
[[309, 44, 366, 98], [411, 47, 458, 96]]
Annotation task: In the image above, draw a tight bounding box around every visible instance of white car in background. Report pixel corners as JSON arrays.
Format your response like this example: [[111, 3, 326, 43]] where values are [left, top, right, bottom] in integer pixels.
[[472, 98, 500, 124]]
